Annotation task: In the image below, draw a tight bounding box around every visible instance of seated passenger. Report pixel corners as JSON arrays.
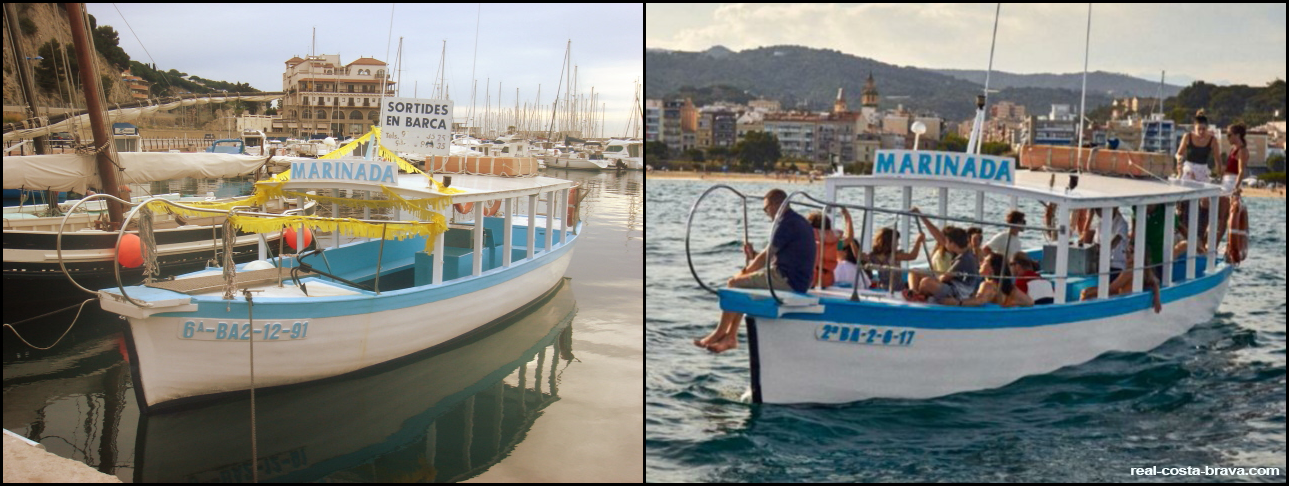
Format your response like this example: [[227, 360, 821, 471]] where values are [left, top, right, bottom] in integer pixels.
[[1079, 240, 1162, 313], [966, 226, 985, 260], [807, 211, 840, 288], [695, 189, 815, 354], [906, 207, 956, 291], [1010, 252, 1054, 305], [983, 210, 1026, 260], [907, 225, 978, 303], [832, 208, 871, 288], [866, 226, 924, 291], [945, 253, 1033, 307]]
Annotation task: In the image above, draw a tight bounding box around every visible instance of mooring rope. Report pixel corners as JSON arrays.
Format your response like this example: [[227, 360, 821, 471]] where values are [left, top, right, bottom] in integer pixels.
[[140, 205, 158, 284], [222, 216, 238, 300], [3, 298, 96, 350]]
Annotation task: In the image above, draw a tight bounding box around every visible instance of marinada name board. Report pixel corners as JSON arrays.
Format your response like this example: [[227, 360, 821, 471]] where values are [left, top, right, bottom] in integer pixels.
[[874, 149, 1015, 185], [379, 97, 451, 157], [291, 159, 398, 187]]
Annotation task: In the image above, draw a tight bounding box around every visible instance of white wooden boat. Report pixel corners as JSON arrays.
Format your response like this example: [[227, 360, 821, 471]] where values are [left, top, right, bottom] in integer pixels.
[[94, 145, 581, 412], [689, 149, 1233, 404], [133, 278, 577, 482]]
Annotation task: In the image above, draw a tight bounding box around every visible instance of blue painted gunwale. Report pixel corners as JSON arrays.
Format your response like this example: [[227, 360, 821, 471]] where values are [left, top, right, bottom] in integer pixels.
[[114, 222, 580, 321], [720, 263, 1230, 330]]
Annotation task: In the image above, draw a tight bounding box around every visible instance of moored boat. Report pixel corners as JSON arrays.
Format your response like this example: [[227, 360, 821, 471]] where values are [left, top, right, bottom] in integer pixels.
[[93, 127, 582, 412]]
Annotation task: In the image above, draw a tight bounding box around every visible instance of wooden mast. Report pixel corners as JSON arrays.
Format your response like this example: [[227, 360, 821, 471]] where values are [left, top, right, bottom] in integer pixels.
[[66, 2, 124, 228]]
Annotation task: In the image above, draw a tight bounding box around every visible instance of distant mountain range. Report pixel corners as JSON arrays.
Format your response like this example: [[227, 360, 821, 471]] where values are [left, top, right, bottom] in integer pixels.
[[646, 45, 1185, 121]]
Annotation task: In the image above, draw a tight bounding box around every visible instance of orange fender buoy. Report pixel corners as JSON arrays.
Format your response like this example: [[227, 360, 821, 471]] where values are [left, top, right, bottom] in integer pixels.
[[283, 226, 313, 251], [1226, 196, 1248, 264], [117, 233, 144, 268], [483, 200, 501, 217], [454, 202, 474, 214]]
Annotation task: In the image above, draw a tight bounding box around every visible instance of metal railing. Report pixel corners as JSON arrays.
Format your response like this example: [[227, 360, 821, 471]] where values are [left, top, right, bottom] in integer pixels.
[[688, 189, 1221, 307]]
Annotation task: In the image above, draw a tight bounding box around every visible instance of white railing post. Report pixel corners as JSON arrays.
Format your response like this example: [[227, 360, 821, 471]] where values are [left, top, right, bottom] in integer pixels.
[[1097, 207, 1112, 299], [1207, 195, 1218, 274], [1054, 204, 1071, 304], [473, 201, 484, 275], [527, 194, 537, 260], [1162, 203, 1175, 287], [862, 187, 875, 253], [1186, 198, 1198, 280], [1132, 204, 1146, 293], [503, 197, 513, 267], [544, 191, 554, 253]]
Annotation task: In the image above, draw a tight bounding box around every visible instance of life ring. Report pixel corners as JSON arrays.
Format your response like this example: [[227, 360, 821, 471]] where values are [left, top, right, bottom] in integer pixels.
[[454, 202, 474, 214], [1225, 195, 1248, 264], [484, 200, 501, 217]]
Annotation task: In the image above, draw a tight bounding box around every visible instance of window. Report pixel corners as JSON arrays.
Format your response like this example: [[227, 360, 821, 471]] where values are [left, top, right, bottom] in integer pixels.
[[316, 110, 326, 119], [350, 110, 362, 120], [303, 110, 311, 119], [348, 84, 354, 93], [332, 110, 343, 120], [363, 98, 369, 107], [302, 96, 309, 106], [348, 97, 354, 106], [290, 110, 297, 119], [368, 111, 378, 121]]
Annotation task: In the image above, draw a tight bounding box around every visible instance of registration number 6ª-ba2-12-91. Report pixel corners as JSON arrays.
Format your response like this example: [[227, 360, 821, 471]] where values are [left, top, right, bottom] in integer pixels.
[[179, 320, 309, 341]]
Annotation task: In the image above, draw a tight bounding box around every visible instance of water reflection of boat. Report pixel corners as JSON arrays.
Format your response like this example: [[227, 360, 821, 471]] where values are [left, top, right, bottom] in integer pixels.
[[133, 277, 577, 483]]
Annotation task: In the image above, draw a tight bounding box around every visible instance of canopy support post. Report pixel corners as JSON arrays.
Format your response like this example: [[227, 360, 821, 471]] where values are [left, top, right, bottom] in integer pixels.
[[1054, 204, 1071, 304]]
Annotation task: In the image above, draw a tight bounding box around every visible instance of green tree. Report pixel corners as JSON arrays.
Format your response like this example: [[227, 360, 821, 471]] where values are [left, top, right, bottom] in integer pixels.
[[1267, 153, 1285, 173], [1257, 172, 1284, 184], [683, 148, 705, 162], [734, 131, 780, 172], [92, 25, 131, 71], [645, 141, 669, 161], [19, 16, 37, 36], [939, 132, 968, 152], [980, 141, 1012, 156], [33, 40, 79, 101]]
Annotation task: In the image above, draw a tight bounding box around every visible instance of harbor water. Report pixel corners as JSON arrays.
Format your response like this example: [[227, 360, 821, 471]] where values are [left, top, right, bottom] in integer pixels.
[[647, 179, 1286, 482], [3, 169, 642, 482]]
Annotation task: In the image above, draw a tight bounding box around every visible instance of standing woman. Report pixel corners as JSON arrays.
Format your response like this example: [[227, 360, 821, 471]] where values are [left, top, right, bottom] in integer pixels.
[[1175, 109, 1220, 183], [1219, 124, 1248, 250]]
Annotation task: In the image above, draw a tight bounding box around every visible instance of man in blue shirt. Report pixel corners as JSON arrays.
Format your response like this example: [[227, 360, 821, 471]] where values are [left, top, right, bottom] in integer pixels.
[[696, 189, 816, 353]]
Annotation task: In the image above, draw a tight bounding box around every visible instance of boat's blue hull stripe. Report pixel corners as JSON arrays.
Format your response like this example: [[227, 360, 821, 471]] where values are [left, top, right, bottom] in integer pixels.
[[152, 235, 576, 320], [720, 265, 1230, 329]]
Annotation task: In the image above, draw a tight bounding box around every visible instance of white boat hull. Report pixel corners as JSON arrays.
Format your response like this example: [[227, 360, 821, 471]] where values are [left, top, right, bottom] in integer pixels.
[[122, 247, 574, 410], [731, 266, 1231, 404], [550, 157, 609, 170]]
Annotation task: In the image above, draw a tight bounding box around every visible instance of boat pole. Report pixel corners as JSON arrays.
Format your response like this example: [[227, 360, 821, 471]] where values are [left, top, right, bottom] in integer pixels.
[[374, 223, 387, 294], [66, 3, 124, 228]]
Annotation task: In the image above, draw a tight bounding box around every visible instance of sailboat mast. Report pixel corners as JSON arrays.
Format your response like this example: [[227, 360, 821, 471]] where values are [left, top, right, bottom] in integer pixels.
[[66, 2, 124, 227]]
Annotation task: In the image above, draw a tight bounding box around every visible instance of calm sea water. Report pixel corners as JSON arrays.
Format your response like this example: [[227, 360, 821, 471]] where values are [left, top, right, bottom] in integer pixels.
[[647, 179, 1286, 482], [3, 168, 642, 482]]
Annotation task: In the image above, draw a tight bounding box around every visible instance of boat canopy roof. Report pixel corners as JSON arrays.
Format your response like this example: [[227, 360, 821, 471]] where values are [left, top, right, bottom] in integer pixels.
[[827, 168, 1224, 209], [3, 152, 268, 193]]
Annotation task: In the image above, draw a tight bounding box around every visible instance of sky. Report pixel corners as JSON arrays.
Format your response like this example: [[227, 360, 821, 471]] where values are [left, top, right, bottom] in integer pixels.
[[646, 3, 1287, 87], [87, 3, 643, 137]]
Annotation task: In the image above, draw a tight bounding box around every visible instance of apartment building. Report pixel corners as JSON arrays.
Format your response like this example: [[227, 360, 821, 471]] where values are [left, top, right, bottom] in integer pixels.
[[278, 54, 396, 138]]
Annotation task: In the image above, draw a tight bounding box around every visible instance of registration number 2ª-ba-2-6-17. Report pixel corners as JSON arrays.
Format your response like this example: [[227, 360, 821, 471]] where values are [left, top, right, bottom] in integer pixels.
[[179, 320, 309, 341]]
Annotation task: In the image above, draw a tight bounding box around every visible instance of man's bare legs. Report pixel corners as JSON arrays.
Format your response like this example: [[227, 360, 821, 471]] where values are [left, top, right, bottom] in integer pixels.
[[695, 310, 743, 351], [704, 311, 743, 353]]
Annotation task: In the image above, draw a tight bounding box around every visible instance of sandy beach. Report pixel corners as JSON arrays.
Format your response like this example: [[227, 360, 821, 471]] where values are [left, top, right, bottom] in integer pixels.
[[647, 171, 1286, 198]]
